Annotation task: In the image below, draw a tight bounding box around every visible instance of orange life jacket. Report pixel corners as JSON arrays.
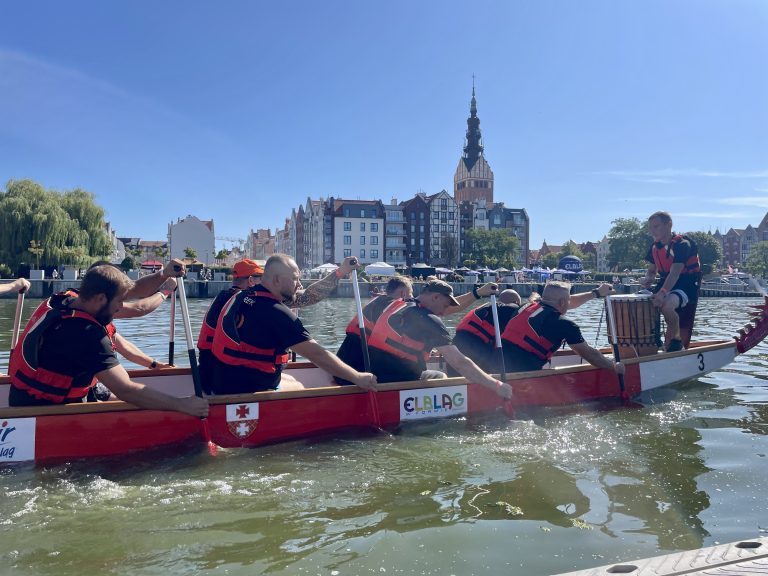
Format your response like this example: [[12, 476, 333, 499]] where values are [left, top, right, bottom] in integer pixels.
[[651, 234, 701, 276], [500, 302, 558, 361], [197, 286, 240, 351], [367, 300, 432, 363], [344, 295, 395, 337], [210, 289, 291, 373], [9, 294, 105, 403], [455, 305, 495, 344]]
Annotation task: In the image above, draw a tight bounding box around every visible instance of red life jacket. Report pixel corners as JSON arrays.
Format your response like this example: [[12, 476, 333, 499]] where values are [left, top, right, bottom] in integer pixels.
[[9, 294, 105, 403], [455, 305, 495, 344], [345, 295, 395, 337], [210, 289, 291, 373], [367, 300, 432, 363], [500, 302, 558, 361], [197, 286, 240, 351], [652, 234, 701, 275]]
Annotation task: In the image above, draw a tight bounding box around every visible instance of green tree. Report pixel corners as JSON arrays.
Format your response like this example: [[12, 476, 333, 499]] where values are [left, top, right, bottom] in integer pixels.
[[0, 179, 110, 269], [184, 247, 198, 260], [542, 252, 560, 269], [120, 256, 137, 272], [560, 240, 586, 260], [464, 228, 520, 269], [215, 249, 230, 264], [607, 217, 653, 271], [746, 241, 768, 278], [28, 240, 44, 269], [154, 245, 169, 262], [685, 231, 723, 275]]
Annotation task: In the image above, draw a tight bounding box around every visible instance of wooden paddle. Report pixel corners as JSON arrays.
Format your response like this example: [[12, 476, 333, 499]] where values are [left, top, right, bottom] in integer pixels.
[[10, 285, 26, 354], [168, 290, 176, 366], [603, 295, 626, 397], [350, 268, 383, 430], [175, 271, 217, 455], [489, 294, 514, 417]]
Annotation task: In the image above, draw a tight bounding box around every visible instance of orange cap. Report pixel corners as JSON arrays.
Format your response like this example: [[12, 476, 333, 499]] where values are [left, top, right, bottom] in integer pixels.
[[232, 259, 264, 278]]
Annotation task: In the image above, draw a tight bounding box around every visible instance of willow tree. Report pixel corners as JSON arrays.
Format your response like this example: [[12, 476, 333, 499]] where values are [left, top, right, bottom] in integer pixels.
[[0, 179, 111, 269]]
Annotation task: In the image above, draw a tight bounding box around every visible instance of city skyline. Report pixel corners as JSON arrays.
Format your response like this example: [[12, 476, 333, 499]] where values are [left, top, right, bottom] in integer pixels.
[[1, 1, 766, 250]]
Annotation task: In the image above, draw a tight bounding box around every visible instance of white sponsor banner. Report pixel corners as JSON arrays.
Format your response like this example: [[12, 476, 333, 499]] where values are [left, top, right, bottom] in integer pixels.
[[225, 402, 260, 439], [399, 385, 468, 421], [0, 418, 36, 462], [639, 347, 736, 392]]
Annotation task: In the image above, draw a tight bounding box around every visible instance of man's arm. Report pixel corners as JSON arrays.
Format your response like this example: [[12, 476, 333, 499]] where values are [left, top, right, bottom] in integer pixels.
[[113, 333, 170, 368], [452, 282, 499, 312], [291, 339, 377, 389], [437, 344, 512, 398], [116, 278, 176, 319], [126, 259, 185, 300], [570, 342, 624, 373], [294, 256, 359, 308], [568, 283, 614, 309], [0, 278, 31, 295], [96, 364, 208, 416], [652, 262, 684, 306], [640, 264, 658, 289]]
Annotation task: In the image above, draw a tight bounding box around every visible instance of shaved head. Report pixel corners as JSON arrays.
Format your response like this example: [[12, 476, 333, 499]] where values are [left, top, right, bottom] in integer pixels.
[[263, 254, 298, 282], [498, 289, 521, 305]]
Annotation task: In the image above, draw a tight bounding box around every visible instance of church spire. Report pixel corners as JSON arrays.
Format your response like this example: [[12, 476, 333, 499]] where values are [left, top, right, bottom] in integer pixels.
[[462, 81, 484, 173]]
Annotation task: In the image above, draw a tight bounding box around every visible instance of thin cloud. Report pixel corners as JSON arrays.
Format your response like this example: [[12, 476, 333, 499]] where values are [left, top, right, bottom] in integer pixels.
[[678, 211, 752, 219], [607, 195, 688, 202], [0, 48, 230, 145], [593, 168, 768, 180], [717, 196, 768, 208]]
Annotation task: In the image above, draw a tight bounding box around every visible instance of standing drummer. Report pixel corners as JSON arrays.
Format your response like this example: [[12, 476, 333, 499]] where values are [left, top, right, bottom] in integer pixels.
[[640, 211, 701, 351]]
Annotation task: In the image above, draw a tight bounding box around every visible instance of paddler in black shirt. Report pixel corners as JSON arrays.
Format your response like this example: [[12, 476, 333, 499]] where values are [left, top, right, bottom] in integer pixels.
[[210, 254, 377, 394]]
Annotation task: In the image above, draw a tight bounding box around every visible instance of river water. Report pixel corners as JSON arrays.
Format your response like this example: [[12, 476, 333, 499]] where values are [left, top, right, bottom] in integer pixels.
[[0, 296, 767, 576]]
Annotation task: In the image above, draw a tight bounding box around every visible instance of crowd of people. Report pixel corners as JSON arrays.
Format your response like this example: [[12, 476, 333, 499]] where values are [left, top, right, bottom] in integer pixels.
[[2, 210, 701, 411]]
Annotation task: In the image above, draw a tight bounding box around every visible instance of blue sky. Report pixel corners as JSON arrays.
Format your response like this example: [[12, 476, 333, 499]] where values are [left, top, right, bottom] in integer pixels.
[[1, 0, 766, 252]]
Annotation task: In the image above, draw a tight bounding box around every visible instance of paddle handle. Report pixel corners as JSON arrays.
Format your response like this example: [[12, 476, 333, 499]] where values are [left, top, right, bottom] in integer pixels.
[[603, 295, 625, 394], [489, 295, 506, 382], [10, 287, 26, 353]]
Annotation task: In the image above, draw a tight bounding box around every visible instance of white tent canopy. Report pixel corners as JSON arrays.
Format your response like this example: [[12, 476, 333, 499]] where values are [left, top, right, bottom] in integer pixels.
[[365, 261, 396, 276], [312, 262, 339, 273]]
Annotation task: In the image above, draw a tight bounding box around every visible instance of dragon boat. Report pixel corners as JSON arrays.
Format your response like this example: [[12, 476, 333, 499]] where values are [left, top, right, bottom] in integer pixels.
[[0, 295, 766, 465]]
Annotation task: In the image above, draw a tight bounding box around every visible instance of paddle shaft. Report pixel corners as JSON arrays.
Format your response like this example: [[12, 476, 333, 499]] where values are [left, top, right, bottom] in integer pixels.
[[489, 295, 506, 382], [168, 290, 176, 365], [10, 287, 26, 353], [603, 295, 625, 394], [351, 269, 383, 429], [350, 270, 371, 372], [175, 276, 203, 397]]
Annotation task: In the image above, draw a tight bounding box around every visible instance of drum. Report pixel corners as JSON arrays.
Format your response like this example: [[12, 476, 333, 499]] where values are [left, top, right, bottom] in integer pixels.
[[605, 294, 662, 359]]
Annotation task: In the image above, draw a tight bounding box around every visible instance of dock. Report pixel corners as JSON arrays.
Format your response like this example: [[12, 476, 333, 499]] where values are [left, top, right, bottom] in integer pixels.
[[553, 537, 768, 575]]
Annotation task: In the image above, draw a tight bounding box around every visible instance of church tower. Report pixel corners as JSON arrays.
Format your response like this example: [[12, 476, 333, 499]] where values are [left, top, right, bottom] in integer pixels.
[[453, 84, 494, 204]]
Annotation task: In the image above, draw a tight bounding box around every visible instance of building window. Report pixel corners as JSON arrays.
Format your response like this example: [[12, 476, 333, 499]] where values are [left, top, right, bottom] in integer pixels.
[[410, 212, 416, 220], [344, 208, 350, 217], [371, 236, 378, 245], [420, 238, 424, 246], [344, 249, 351, 257], [411, 224, 415, 233], [371, 223, 378, 232], [344, 222, 351, 231], [420, 212, 425, 220], [360, 222, 366, 232], [420, 225, 424, 233], [344, 235, 351, 245], [360, 249, 366, 259], [360, 236, 365, 245], [441, 199, 448, 209], [371, 249, 378, 259]]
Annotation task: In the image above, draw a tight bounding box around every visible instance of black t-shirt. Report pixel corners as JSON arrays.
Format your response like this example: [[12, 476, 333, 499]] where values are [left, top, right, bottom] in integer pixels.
[[452, 303, 520, 374], [9, 316, 119, 406], [336, 295, 398, 382], [212, 285, 311, 394], [369, 303, 452, 383], [503, 303, 584, 372]]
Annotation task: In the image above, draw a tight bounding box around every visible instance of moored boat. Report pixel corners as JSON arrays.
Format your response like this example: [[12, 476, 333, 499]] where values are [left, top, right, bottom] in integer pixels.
[[1, 296, 766, 465]]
